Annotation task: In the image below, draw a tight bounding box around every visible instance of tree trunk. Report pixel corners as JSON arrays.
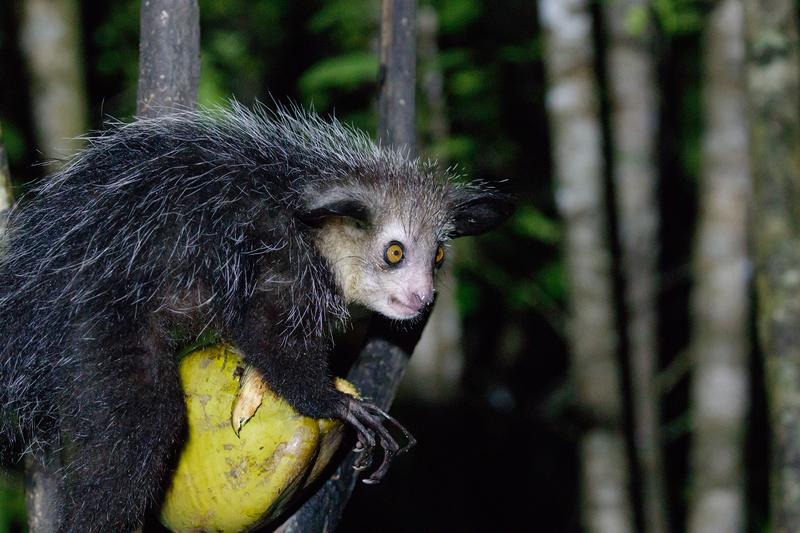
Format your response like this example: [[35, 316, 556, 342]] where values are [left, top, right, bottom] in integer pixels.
[[18, 0, 88, 169], [744, 0, 800, 529], [538, 0, 635, 531], [137, 0, 201, 117], [0, 124, 13, 218], [18, 0, 89, 529], [23, 454, 62, 533], [377, 0, 416, 152], [602, 1, 666, 532], [688, 2, 751, 532]]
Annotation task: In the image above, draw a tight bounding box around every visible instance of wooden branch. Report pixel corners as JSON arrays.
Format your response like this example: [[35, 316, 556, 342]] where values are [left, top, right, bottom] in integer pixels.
[[278, 1, 419, 530], [137, 0, 200, 117], [276, 315, 426, 532]]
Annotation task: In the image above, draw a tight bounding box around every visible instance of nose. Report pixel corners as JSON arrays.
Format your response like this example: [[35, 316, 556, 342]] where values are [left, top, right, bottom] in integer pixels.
[[412, 288, 434, 307]]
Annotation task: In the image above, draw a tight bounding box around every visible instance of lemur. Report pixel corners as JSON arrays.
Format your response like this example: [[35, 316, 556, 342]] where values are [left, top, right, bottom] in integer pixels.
[[0, 102, 512, 531]]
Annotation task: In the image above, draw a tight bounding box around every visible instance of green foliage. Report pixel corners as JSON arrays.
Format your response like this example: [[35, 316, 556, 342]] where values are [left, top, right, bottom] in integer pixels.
[[93, 0, 140, 116], [498, 40, 542, 64], [624, 4, 651, 36], [431, 0, 482, 34], [450, 67, 487, 99], [653, 0, 703, 34], [428, 135, 476, 163], [457, 276, 482, 317], [0, 470, 25, 533], [299, 53, 378, 109], [93, 0, 139, 81], [198, 30, 262, 105], [0, 121, 25, 166], [197, 0, 286, 104], [512, 205, 560, 244], [308, 0, 377, 49]]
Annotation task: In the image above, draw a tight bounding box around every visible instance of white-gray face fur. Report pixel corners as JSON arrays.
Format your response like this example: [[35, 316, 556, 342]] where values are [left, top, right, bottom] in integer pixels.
[[314, 215, 445, 320]]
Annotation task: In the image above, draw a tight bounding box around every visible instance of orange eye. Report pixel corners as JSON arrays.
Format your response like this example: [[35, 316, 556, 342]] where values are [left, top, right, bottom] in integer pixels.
[[434, 245, 445, 265], [385, 242, 405, 265]]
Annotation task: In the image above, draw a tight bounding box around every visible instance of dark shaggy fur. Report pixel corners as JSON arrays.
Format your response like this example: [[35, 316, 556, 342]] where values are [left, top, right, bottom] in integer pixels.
[[0, 102, 510, 531]]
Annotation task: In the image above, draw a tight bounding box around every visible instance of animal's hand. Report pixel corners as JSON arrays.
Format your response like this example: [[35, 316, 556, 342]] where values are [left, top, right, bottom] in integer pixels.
[[336, 396, 416, 484]]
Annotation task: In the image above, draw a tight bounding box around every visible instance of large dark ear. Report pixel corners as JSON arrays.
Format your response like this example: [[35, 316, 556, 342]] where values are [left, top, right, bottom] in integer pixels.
[[297, 199, 371, 228], [449, 191, 514, 237]]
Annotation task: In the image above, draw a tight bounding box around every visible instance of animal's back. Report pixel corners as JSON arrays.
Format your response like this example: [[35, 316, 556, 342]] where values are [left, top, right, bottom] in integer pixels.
[[0, 104, 358, 448]]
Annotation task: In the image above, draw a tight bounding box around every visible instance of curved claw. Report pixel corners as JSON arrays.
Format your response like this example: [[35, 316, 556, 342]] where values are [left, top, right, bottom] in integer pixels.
[[353, 446, 374, 471], [361, 403, 417, 455], [337, 396, 416, 484]]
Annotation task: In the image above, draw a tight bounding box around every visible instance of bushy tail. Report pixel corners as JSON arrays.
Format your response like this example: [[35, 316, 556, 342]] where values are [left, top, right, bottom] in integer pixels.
[[0, 288, 60, 457]]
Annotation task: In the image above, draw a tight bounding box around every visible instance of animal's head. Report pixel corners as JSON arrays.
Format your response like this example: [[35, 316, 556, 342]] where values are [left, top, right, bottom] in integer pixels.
[[300, 180, 513, 320]]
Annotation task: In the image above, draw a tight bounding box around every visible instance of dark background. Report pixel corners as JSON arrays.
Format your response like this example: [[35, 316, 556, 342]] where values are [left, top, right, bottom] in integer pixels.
[[0, 0, 768, 531]]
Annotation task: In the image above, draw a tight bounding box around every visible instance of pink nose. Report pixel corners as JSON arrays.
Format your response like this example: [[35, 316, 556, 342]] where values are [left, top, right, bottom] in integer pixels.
[[411, 288, 434, 307]]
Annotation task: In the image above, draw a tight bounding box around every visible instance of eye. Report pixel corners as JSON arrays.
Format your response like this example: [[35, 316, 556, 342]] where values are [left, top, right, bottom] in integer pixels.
[[384, 241, 405, 265], [434, 244, 445, 266]]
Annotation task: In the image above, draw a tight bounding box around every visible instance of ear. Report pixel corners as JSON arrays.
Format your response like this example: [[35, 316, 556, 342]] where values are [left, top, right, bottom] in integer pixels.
[[297, 199, 371, 228], [449, 190, 514, 237]]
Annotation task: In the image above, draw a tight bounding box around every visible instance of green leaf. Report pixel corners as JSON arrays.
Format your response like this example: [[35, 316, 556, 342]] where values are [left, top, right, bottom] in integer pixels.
[[450, 68, 486, 98], [537, 261, 566, 300], [198, 58, 228, 107], [624, 4, 650, 36], [308, 0, 377, 49], [0, 121, 25, 164], [512, 205, 561, 243], [653, 0, 702, 35], [435, 0, 482, 34], [457, 278, 481, 316], [497, 40, 542, 63], [299, 53, 379, 109], [0, 470, 25, 533]]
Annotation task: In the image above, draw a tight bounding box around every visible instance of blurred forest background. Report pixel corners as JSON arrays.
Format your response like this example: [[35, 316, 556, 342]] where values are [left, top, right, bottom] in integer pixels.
[[0, 0, 787, 531]]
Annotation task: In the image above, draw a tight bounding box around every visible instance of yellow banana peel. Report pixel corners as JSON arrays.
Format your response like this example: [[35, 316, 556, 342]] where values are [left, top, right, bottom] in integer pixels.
[[159, 344, 356, 533]]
